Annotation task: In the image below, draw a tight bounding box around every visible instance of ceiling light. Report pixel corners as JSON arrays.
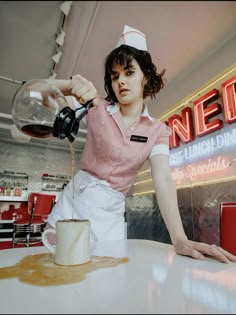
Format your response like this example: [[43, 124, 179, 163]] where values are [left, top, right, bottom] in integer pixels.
[[60, 1, 73, 16], [56, 30, 66, 46], [49, 72, 57, 79], [52, 51, 62, 64]]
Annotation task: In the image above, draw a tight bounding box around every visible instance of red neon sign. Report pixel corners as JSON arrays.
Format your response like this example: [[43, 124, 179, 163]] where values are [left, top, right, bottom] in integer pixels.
[[168, 107, 194, 148], [167, 75, 236, 149], [193, 89, 223, 137], [222, 76, 236, 123]]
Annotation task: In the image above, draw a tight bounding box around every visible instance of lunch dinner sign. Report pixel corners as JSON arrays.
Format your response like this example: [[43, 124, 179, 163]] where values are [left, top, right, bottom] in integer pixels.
[[164, 65, 236, 187]]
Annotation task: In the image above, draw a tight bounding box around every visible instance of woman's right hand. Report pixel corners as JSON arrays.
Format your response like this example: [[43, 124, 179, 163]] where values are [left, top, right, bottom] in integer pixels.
[[70, 74, 98, 105], [44, 222, 56, 245]]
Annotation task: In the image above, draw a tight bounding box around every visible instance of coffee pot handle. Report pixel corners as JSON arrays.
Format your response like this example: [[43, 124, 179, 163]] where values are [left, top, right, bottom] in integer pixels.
[[41, 228, 56, 254]]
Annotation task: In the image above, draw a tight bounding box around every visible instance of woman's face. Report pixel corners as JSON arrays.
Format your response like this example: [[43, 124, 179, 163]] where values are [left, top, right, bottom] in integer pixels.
[[111, 59, 145, 105]]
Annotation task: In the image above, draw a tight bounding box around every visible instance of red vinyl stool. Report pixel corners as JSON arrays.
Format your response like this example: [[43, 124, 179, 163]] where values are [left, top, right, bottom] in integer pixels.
[[220, 202, 236, 255], [11, 192, 56, 248]]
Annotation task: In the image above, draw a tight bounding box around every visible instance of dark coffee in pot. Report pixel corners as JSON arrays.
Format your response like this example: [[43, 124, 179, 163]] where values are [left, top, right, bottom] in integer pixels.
[[21, 124, 53, 138]]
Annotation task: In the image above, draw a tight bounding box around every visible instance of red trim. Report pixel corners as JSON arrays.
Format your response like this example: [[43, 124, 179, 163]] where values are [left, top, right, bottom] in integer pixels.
[[220, 202, 236, 255]]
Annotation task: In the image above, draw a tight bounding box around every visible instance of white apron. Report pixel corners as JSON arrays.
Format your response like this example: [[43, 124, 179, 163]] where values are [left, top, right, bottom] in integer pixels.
[[47, 170, 126, 242]]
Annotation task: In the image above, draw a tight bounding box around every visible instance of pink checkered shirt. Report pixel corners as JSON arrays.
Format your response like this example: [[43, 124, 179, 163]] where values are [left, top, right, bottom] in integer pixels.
[[77, 97, 171, 195]]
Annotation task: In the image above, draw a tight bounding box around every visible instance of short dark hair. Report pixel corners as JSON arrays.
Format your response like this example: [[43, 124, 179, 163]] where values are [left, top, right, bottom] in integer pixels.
[[104, 44, 165, 103]]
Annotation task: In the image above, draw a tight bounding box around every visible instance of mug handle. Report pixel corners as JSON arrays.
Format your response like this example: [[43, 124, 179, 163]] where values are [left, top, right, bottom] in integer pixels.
[[42, 228, 56, 254]]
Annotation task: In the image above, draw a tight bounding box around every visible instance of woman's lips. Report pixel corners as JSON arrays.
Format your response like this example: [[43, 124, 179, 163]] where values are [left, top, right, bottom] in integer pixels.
[[119, 89, 129, 94]]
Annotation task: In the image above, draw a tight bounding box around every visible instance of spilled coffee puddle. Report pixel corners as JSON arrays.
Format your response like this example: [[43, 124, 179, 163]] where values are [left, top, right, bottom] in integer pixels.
[[0, 253, 129, 286]]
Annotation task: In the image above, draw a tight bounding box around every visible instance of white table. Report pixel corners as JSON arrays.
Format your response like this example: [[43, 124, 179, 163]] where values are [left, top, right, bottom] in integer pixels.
[[0, 239, 236, 314]]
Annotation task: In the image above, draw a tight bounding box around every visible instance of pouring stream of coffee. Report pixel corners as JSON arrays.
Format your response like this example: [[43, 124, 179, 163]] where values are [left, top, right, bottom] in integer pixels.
[[69, 142, 76, 218], [67, 100, 93, 219]]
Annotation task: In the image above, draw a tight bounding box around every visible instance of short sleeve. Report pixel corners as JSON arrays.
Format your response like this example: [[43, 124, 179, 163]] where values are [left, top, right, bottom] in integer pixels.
[[149, 123, 172, 158]]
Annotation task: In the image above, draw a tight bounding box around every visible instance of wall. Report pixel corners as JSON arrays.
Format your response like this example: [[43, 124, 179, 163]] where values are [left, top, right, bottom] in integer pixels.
[[0, 141, 81, 192], [126, 180, 236, 246]]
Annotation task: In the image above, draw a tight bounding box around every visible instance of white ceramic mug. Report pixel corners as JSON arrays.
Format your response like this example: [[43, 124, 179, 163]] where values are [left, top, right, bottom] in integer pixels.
[[42, 219, 91, 266]]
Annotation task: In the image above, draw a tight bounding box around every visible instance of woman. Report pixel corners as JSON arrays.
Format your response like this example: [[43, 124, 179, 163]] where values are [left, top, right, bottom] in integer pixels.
[[44, 27, 236, 264]]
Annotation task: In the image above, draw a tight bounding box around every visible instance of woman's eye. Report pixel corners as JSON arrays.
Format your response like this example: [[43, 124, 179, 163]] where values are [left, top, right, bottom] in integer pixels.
[[112, 75, 118, 81], [127, 70, 134, 76]]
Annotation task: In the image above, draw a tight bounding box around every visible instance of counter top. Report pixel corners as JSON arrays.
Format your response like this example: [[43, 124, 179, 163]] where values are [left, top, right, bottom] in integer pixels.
[[0, 239, 236, 314]]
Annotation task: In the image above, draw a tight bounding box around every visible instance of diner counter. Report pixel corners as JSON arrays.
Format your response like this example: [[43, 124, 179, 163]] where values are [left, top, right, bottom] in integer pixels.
[[0, 239, 236, 314]]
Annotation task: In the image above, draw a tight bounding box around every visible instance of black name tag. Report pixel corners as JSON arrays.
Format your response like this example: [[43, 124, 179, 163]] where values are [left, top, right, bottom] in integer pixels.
[[130, 135, 148, 143]]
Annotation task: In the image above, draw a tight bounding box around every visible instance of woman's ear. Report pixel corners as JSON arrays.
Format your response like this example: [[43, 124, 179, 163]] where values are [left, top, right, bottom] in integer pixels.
[[142, 77, 148, 88]]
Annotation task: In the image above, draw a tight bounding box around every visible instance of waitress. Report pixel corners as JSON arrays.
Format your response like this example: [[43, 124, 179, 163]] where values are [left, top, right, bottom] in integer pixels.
[[44, 25, 236, 264]]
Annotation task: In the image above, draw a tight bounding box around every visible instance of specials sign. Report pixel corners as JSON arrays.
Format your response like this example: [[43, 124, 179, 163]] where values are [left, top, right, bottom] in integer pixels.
[[164, 68, 236, 187]]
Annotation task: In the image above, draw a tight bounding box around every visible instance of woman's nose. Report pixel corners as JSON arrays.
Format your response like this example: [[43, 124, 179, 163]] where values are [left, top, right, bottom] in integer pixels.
[[118, 75, 125, 85]]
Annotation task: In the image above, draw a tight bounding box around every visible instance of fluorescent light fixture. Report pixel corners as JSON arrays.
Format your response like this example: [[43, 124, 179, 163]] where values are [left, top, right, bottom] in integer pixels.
[[49, 72, 57, 79], [52, 51, 62, 64], [60, 1, 73, 16], [56, 30, 66, 46]]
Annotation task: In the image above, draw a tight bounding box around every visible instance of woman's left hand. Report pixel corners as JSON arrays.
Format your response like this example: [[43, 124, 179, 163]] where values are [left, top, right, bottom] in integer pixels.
[[70, 74, 98, 104], [174, 239, 236, 263]]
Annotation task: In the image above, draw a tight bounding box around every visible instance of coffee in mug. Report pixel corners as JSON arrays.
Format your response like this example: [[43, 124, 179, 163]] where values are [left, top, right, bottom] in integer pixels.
[[42, 219, 91, 266]]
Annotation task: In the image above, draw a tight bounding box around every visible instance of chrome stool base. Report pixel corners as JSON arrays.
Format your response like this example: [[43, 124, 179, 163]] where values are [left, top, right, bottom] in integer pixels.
[[11, 223, 46, 247]]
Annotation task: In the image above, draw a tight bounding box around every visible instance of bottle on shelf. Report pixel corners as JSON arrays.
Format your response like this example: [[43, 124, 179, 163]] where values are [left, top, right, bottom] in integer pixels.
[[0, 171, 28, 197]]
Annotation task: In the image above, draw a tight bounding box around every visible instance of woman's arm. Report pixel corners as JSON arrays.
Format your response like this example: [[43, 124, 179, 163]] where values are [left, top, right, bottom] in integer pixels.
[[150, 154, 187, 245], [150, 154, 236, 263]]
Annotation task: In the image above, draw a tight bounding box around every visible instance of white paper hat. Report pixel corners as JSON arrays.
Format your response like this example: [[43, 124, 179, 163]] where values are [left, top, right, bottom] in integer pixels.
[[116, 25, 147, 51]]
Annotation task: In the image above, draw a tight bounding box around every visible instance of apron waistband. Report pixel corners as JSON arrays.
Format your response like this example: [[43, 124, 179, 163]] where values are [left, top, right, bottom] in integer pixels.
[[78, 170, 125, 200]]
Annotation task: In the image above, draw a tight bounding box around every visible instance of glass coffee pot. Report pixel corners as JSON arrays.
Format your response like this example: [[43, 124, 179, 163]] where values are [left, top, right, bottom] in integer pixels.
[[11, 79, 93, 142]]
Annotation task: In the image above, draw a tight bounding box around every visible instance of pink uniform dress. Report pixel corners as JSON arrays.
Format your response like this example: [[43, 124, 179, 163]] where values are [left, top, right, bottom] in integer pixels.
[[47, 97, 171, 242]]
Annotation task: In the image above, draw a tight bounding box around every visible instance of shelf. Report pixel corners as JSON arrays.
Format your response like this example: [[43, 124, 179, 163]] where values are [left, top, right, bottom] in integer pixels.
[[42, 188, 63, 192], [0, 173, 28, 179], [42, 178, 69, 183], [0, 196, 28, 202], [42, 176, 70, 181], [0, 238, 12, 242], [0, 172, 29, 196]]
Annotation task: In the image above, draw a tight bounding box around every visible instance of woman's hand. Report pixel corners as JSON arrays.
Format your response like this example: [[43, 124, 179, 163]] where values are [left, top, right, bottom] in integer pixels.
[[43, 222, 56, 245], [25, 79, 71, 108], [174, 238, 236, 263], [70, 74, 98, 104]]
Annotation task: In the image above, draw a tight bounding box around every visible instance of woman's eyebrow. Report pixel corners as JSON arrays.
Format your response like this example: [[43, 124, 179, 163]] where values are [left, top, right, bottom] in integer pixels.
[[111, 70, 118, 75], [111, 63, 135, 74], [124, 64, 135, 70]]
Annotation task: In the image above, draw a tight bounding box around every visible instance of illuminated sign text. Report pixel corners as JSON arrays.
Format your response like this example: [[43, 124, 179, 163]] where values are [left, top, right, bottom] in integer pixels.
[[167, 76, 236, 149]]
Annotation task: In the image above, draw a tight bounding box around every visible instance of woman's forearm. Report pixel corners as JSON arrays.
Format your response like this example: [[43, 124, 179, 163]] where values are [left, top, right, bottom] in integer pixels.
[[150, 154, 188, 246], [153, 174, 187, 246]]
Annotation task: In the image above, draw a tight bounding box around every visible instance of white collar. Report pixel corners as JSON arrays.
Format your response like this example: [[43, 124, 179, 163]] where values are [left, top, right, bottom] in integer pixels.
[[106, 103, 154, 122]]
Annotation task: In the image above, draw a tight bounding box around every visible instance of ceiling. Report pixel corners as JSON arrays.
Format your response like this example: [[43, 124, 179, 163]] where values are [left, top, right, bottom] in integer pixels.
[[1, 1, 236, 155]]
